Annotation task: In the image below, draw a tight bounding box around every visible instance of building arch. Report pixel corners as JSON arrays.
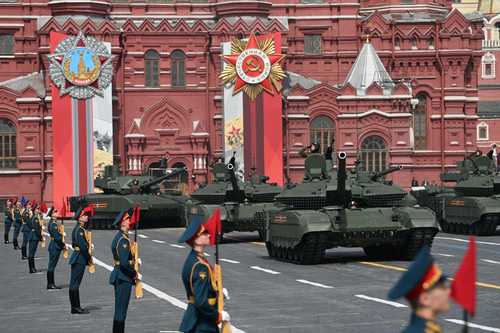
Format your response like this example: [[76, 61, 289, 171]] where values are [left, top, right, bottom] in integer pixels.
[[360, 134, 388, 173], [0, 117, 16, 169], [145, 49, 160, 87], [309, 115, 335, 154], [482, 52, 496, 78]]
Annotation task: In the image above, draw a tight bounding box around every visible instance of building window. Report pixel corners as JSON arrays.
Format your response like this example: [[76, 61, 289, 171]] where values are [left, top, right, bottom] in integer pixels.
[[0, 118, 16, 169], [304, 35, 322, 55], [145, 49, 160, 87], [394, 37, 401, 50], [482, 52, 495, 79], [414, 93, 428, 150], [477, 123, 489, 141], [411, 36, 418, 50], [0, 34, 13, 55], [428, 37, 435, 49], [360, 135, 388, 172], [171, 50, 185, 87], [310, 116, 335, 155]]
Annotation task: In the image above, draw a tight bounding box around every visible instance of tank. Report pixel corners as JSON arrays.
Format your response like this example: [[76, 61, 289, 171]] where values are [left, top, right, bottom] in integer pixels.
[[411, 155, 500, 236], [264, 152, 439, 265], [187, 162, 282, 239], [69, 166, 191, 229]]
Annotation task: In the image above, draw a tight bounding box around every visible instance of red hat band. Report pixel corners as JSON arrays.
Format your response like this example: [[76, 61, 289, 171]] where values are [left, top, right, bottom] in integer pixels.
[[406, 264, 443, 301]]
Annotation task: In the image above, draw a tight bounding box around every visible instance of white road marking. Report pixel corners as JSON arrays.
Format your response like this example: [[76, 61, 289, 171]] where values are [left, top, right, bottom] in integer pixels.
[[436, 236, 500, 246], [250, 266, 281, 275], [296, 279, 334, 289], [355, 294, 408, 308], [54, 237, 246, 332], [220, 258, 240, 264], [435, 253, 455, 257], [445, 319, 500, 332], [482, 259, 500, 265], [169, 244, 185, 249], [138, 234, 149, 239], [152, 240, 166, 244]]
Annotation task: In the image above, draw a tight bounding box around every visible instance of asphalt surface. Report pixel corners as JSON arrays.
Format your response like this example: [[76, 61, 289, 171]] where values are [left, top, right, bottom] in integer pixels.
[[1, 222, 499, 333]]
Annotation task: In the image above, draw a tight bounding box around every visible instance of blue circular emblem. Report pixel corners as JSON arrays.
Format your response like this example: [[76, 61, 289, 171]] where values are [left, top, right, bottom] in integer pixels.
[[62, 47, 101, 86]]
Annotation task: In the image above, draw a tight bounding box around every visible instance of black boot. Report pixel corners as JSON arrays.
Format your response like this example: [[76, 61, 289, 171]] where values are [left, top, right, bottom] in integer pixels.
[[4, 233, 9, 244], [21, 246, 27, 260], [70, 290, 89, 314], [47, 271, 61, 290], [13, 239, 19, 250], [113, 320, 125, 333], [29, 258, 37, 274]]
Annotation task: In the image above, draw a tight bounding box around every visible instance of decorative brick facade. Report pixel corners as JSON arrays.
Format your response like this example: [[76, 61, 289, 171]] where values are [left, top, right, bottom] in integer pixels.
[[0, 0, 484, 204]]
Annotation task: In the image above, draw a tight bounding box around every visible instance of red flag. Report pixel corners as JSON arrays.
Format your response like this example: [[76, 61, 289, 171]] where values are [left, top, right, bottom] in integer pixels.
[[205, 208, 221, 246], [60, 197, 67, 218], [130, 207, 140, 229], [451, 236, 477, 316]]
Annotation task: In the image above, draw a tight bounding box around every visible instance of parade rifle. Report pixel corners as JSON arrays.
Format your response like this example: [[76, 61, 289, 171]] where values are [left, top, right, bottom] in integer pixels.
[[59, 197, 69, 259], [85, 218, 96, 273], [209, 209, 232, 333], [131, 207, 143, 298]]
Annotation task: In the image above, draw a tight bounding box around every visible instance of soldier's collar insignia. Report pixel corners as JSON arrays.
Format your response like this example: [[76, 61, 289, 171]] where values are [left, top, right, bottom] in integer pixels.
[[199, 271, 207, 280]]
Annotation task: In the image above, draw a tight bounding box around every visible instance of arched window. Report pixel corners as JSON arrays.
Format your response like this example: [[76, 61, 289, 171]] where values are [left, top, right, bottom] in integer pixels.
[[482, 52, 495, 79], [360, 135, 388, 172], [145, 49, 160, 87], [171, 50, 185, 87], [0, 118, 16, 169], [414, 93, 428, 150], [411, 36, 418, 50], [310, 116, 335, 154], [394, 36, 401, 50]]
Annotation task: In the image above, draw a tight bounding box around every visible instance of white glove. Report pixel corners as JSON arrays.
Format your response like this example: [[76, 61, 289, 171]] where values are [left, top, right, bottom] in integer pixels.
[[137, 273, 143, 280], [63, 232, 67, 236], [223, 288, 230, 300], [137, 258, 142, 266], [91, 244, 95, 251], [221, 310, 231, 322]]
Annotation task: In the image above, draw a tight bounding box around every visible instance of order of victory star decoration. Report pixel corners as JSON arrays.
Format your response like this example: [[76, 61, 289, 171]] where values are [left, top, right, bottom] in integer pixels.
[[48, 31, 114, 99], [220, 33, 286, 101]]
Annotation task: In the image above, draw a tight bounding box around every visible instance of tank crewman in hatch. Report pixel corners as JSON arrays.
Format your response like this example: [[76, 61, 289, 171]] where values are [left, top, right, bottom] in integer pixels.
[[299, 141, 321, 158], [69, 206, 94, 314], [388, 246, 450, 333], [178, 216, 230, 333], [110, 208, 138, 333]]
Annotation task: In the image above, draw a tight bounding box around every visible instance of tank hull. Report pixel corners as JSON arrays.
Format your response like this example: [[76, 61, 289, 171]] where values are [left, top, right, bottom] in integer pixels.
[[412, 189, 500, 236], [70, 193, 189, 229], [265, 206, 438, 265]]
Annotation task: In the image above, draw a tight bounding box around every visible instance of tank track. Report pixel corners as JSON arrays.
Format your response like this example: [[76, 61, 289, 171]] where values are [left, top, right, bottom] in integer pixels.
[[440, 214, 499, 236], [266, 232, 328, 265], [363, 227, 437, 260]]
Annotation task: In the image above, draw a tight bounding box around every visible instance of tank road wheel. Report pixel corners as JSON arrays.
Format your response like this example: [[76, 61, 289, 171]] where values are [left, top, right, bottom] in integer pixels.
[[399, 228, 437, 260], [295, 233, 326, 265], [439, 220, 450, 233], [475, 217, 498, 236]]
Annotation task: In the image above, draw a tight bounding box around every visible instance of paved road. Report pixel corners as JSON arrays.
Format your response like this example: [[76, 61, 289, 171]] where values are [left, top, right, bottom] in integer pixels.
[[1, 222, 499, 332]]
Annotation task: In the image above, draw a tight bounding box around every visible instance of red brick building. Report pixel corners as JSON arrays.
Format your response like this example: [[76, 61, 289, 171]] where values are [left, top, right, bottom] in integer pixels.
[[0, 0, 484, 204]]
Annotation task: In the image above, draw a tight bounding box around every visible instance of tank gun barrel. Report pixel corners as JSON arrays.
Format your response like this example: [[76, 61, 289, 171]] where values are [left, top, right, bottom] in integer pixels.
[[337, 152, 347, 206], [371, 165, 403, 181], [226, 163, 245, 202], [139, 167, 187, 191]]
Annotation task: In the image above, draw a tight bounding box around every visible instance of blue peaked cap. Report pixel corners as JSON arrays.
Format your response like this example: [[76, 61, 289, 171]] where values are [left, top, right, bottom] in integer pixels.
[[388, 246, 446, 300], [178, 215, 205, 243]]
